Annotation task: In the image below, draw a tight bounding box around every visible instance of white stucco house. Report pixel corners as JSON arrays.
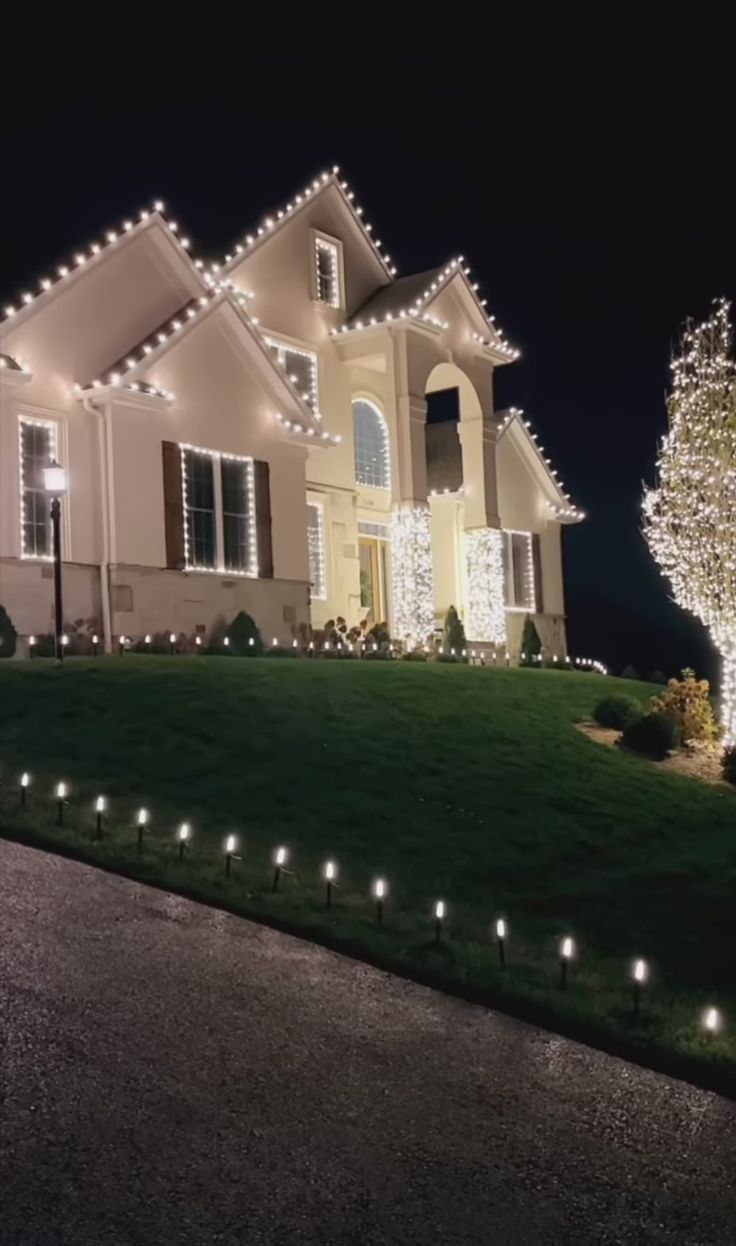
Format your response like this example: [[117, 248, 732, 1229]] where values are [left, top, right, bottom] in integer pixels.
[[0, 167, 583, 655]]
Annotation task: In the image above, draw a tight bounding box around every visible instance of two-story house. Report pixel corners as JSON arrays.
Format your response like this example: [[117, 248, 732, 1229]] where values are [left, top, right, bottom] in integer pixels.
[[0, 167, 582, 654]]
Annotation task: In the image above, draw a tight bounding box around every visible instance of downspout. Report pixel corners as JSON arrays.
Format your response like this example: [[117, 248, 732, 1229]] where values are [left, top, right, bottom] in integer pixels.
[[83, 396, 113, 653]]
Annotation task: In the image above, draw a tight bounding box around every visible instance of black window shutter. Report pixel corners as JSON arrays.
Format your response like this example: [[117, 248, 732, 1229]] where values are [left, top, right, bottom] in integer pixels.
[[531, 533, 544, 614], [254, 460, 273, 578], [162, 441, 185, 570]]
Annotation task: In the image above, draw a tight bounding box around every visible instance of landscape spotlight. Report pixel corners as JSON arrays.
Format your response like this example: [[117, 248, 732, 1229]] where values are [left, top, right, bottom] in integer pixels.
[[272, 845, 289, 891], [495, 917, 508, 969], [373, 877, 387, 926], [632, 958, 648, 1017], [55, 781, 68, 825], [703, 1006, 721, 1035], [224, 833, 238, 876], [559, 934, 575, 989], [95, 795, 106, 838], [434, 899, 446, 945], [324, 859, 337, 908], [136, 807, 149, 852], [177, 822, 191, 858]]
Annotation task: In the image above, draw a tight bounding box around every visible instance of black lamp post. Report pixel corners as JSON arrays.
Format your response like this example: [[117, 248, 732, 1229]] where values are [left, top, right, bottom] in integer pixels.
[[43, 460, 68, 664]]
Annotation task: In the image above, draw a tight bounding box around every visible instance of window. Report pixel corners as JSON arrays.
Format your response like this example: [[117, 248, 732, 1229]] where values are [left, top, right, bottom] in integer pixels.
[[307, 502, 326, 599], [353, 400, 390, 489], [180, 445, 256, 575], [314, 237, 340, 308], [501, 530, 536, 611], [19, 417, 58, 559], [265, 338, 319, 411]]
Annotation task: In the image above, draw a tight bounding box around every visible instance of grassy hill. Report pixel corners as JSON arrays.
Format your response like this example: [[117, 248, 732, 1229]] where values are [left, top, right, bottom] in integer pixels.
[[1, 658, 733, 1089]]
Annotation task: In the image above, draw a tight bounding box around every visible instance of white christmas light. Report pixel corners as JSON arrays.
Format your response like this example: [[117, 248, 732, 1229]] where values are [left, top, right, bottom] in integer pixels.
[[643, 299, 736, 745], [465, 528, 506, 644], [390, 506, 434, 646]]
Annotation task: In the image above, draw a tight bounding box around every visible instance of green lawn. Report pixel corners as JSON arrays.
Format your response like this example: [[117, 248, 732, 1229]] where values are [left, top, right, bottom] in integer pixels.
[[1, 657, 734, 1091]]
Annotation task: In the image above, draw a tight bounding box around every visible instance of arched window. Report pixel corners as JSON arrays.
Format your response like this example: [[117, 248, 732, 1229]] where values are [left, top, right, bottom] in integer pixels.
[[352, 399, 390, 489]]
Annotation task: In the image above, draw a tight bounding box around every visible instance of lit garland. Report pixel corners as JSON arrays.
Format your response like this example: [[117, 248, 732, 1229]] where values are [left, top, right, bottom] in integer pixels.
[[643, 298, 736, 745], [464, 528, 506, 644], [390, 506, 434, 645]]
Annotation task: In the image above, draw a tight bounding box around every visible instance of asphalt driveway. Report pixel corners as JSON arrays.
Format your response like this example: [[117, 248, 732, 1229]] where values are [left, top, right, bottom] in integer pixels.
[[1, 839, 734, 1245]]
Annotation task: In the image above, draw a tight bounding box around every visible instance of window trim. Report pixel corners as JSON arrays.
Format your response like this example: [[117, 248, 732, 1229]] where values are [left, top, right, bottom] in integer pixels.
[[18, 413, 61, 561], [311, 229, 345, 309], [502, 529, 536, 612], [306, 499, 327, 600], [352, 397, 391, 491], [263, 335, 320, 416], [179, 443, 257, 577]]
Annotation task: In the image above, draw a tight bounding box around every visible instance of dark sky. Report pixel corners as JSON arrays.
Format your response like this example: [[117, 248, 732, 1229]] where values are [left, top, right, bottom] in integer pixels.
[[3, 32, 733, 679]]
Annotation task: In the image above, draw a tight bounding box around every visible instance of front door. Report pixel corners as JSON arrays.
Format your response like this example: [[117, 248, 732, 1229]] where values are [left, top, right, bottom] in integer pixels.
[[359, 536, 387, 625]]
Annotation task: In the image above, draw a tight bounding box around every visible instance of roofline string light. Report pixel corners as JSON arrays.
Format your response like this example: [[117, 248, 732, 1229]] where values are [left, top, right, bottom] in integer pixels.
[[497, 408, 584, 520]]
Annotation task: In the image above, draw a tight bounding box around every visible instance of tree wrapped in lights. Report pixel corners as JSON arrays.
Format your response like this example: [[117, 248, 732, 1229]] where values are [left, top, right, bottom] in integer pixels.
[[643, 299, 736, 745]]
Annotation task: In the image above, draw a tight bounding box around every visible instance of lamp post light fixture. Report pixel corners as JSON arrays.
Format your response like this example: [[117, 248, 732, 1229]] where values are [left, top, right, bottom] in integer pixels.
[[136, 807, 149, 852], [434, 899, 446, 945], [559, 935, 575, 989], [632, 958, 648, 1018], [272, 842, 288, 892], [495, 917, 508, 969], [20, 771, 31, 809], [55, 781, 68, 826], [324, 859, 337, 908], [224, 833, 238, 876], [372, 877, 387, 927], [94, 795, 106, 839], [177, 822, 191, 859], [42, 460, 68, 663]]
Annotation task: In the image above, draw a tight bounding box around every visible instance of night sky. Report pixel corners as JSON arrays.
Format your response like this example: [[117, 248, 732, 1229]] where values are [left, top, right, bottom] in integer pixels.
[[3, 36, 733, 680]]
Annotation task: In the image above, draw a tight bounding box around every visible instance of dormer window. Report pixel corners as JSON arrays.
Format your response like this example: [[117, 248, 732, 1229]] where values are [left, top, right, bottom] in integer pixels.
[[313, 234, 342, 308]]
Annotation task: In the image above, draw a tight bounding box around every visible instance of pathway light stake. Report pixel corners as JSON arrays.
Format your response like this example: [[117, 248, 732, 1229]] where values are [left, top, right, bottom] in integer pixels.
[[144, 634, 151, 648], [559, 935, 575, 989], [20, 772, 31, 809], [169, 632, 177, 655], [136, 807, 149, 852], [224, 834, 239, 876], [195, 636, 203, 652], [272, 845, 289, 892], [434, 899, 446, 945], [92, 633, 99, 657], [631, 958, 648, 1018], [223, 636, 230, 649], [55, 781, 68, 826], [495, 917, 508, 969], [373, 878, 387, 927], [177, 823, 191, 858], [324, 859, 338, 908], [95, 795, 106, 839], [29, 634, 36, 658], [61, 634, 69, 651], [703, 1007, 721, 1036]]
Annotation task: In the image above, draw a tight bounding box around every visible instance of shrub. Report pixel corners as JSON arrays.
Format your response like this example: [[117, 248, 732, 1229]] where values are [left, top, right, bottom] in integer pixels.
[[650, 668, 718, 744], [225, 611, 263, 656], [621, 664, 639, 681], [520, 615, 541, 666], [593, 694, 643, 730], [622, 712, 680, 759], [443, 605, 465, 655], [435, 652, 459, 664], [722, 746, 736, 786], [0, 605, 18, 658], [402, 649, 427, 661], [651, 669, 667, 684], [267, 645, 298, 658]]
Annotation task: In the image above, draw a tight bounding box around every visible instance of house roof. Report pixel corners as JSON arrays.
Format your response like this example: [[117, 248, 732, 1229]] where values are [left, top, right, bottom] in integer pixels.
[[496, 408, 584, 522], [348, 268, 445, 323]]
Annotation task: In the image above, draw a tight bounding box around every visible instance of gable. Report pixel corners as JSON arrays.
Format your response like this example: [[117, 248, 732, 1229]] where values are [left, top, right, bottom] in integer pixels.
[[496, 410, 583, 525]]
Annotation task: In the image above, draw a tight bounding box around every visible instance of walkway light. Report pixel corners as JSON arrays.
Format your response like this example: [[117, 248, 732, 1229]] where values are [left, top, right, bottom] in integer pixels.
[[55, 781, 68, 825], [136, 807, 149, 852], [559, 934, 575, 989], [177, 822, 191, 858], [225, 833, 238, 876], [61, 634, 69, 648], [324, 859, 337, 907], [95, 795, 106, 838], [20, 771, 31, 808], [223, 636, 230, 648], [495, 917, 508, 969], [29, 634, 37, 657], [632, 958, 648, 1017], [372, 877, 387, 926], [272, 845, 289, 891], [434, 899, 446, 945], [144, 633, 151, 646], [92, 633, 99, 656], [118, 634, 126, 655], [703, 1006, 721, 1034]]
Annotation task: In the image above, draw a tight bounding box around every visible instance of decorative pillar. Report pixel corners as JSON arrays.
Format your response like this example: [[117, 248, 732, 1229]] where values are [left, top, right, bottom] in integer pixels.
[[464, 527, 506, 645], [390, 504, 434, 647]]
